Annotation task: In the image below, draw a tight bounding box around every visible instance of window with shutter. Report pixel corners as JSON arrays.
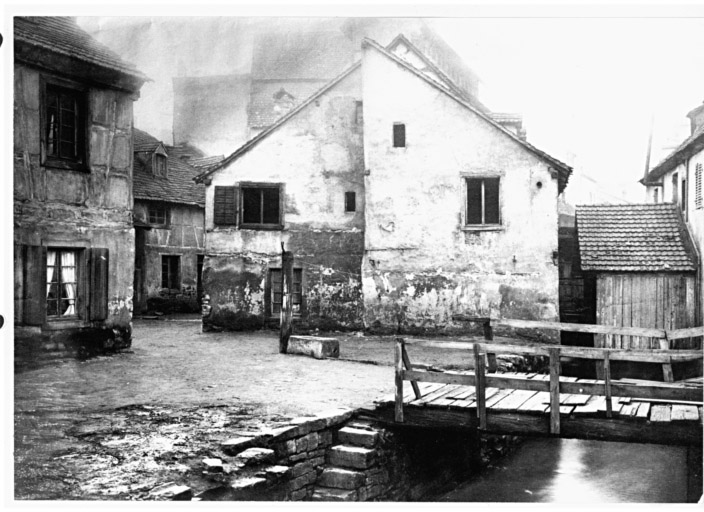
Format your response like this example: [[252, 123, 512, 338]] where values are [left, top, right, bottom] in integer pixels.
[[240, 183, 283, 229], [88, 248, 109, 321], [22, 245, 47, 325], [214, 186, 237, 226]]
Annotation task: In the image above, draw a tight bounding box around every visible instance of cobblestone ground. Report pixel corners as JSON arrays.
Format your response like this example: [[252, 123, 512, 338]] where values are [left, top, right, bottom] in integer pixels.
[[14, 317, 479, 500]]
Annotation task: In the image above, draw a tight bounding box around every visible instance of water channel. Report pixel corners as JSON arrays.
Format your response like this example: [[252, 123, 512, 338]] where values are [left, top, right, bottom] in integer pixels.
[[439, 437, 689, 503]]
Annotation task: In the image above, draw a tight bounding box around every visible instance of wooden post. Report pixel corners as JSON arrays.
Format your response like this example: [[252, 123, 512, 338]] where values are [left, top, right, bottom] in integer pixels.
[[279, 245, 294, 354], [474, 343, 487, 430], [484, 320, 497, 373], [401, 341, 422, 400], [603, 350, 612, 418], [395, 338, 404, 422], [548, 347, 561, 435]]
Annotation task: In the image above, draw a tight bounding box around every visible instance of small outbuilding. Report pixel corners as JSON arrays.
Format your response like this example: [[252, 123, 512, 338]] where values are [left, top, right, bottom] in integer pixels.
[[576, 203, 700, 350]]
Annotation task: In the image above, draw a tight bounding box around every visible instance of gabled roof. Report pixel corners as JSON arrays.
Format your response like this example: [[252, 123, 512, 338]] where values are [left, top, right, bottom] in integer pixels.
[[133, 128, 205, 207], [14, 17, 148, 91], [362, 38, 572, 192], [386, 34, 489, 114], [194, 62, 361, 183], [576, 203, 698, 272], [644, 123, 704, 184]]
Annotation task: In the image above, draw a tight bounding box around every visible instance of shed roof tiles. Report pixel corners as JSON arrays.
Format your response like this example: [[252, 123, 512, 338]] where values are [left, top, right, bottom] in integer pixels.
[[133, 129, 205, 207], [576, 203, 698, 272], [14, 17, 148, 82]]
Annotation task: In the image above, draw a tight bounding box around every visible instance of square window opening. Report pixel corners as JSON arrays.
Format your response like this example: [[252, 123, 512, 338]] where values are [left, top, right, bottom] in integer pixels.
[[44, 83, 86, 167], [241, 185, 281, 228], [466, 177, 501, 226], [148, 205, 168, 226], [46, 248, 80, 318]]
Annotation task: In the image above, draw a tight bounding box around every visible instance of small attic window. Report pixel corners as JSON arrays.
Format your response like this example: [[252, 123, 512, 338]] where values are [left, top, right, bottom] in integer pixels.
[[393, 123, 406, 148], [154, 153, 167, 177]]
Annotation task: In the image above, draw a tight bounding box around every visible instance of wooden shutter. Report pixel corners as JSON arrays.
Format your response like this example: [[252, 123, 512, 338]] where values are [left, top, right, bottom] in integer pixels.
[[89, 247, 109, 321], [214, 186, 237, 225], [22, 245, 47, 325]]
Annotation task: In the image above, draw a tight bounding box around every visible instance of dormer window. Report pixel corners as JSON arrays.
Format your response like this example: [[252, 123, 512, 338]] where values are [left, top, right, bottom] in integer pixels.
[[153, 153, 167, 177]]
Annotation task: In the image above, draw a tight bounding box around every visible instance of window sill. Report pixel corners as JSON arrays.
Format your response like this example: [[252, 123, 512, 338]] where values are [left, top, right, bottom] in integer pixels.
[[44, 158, 88, 172], [44, 318, 88, 330], [461, 225, 504, 232], [240, 224, 284, 231]]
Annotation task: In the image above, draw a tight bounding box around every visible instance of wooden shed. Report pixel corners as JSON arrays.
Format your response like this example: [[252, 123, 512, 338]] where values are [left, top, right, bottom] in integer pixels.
[[576, 203, 700, 351]]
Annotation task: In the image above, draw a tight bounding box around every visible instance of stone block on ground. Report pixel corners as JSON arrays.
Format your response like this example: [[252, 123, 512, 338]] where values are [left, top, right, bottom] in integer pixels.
[[287, 335, 339, 359], [327, 445, 376, 469], [234, 447, 275, 467], [221, 436, 259, 456], [202, 458, 223, 472], [318, 467, 365, 490], [256, 465, 290, 480], [338, 426, 379, 447], [311, 487, 358, 501], [149, 482, 192, 501]]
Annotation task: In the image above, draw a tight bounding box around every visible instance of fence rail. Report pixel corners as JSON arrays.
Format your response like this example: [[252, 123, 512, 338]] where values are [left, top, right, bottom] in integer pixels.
[[394, 334, 704, 434]]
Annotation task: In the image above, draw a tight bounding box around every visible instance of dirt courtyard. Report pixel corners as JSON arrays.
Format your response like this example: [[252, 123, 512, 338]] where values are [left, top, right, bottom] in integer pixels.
[[14, 317, 480, 500]]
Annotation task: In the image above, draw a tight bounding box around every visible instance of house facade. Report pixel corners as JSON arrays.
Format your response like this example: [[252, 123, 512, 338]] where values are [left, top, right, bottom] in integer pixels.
[[14, 17, 147, 356], [195, 36, 572, 335], [132, 129, 207, 314], [643, 103, 704, 321]]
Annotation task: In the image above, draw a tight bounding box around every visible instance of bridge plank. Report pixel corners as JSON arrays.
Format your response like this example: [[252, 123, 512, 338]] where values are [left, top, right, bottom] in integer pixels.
[[572, 395, 602, 415], [597, 397, 623, 416], [650, 405, 672, 422], [449, 387, 476, 400], [671, 405, 699, 422], [418, 384, 462, 405], [492, 390, 539, 411], [635, 401, 651, 419], [562, 394, 591, 406], [484, 389, 514, 408], [517, 391, 550, 413]]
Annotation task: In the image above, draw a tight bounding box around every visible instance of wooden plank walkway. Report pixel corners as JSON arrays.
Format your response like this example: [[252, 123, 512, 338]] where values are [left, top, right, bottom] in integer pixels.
[[368, 371, 704, 446]]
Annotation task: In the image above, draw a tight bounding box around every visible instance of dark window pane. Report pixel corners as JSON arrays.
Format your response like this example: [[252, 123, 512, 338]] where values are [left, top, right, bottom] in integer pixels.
[[393, 123, 406, 147], [484, 178, 500, 224], [466, 178, 483, 224], [345, 191, 356, 212], [242, 188, 261, 224], [262, 187, 280, 224]]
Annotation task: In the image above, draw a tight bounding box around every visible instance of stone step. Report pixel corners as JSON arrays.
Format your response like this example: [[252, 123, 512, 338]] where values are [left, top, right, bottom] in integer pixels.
[[338, 426, 379, 448], [327, 445, 376, 469], [318, 467, 365, 490], [233, 447, 275, 467], [310, 486, 358, 501]]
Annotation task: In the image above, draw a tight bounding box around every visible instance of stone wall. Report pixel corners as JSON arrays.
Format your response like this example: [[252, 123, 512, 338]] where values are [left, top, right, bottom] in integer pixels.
[[179, 408, 520, 502], [361, 45, 561, 337], [14, 62, 137, 356], [203, 67, 365, 331]]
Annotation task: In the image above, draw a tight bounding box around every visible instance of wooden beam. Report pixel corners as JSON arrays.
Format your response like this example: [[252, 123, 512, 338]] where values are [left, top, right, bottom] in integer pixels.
[[401, 369, 703, 402], [401, 340, 422, 400], [279, 248, 294, 354], [604, 351, 612, 418], [395, 339, 404, 422], [484, 322, 497, 373], [668, 326, 704, 340], [403, 338, 702, 363], [474, 344, 487, 430], [549, 348, 561, 434], [495, 318, 667, 338]]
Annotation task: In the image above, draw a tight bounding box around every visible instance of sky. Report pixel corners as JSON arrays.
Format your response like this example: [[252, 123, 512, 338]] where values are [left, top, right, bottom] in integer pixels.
[[73, 10, 704, 206], [433, 16, 704, 203]]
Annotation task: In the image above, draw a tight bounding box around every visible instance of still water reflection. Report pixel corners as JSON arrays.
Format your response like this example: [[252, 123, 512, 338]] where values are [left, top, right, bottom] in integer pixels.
[[440, 438, 687, 503]]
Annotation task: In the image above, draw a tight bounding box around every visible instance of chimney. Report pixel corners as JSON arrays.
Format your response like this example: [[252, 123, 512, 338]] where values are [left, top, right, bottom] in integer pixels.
[[490, 113, 527, 141], [686, 102, 704, 135]]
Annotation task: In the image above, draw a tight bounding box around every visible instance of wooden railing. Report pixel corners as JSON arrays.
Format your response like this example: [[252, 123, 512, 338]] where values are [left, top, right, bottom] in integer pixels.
[[453, 316, 704, 382], [394, 337, 704, 434]]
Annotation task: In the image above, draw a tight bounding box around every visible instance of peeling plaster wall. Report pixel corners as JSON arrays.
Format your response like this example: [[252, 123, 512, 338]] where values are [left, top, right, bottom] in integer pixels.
[[361, 47, 560, 335], [134, 201, 205, 312], [14, 63, 136, 349], [204, 68, 365, 330]]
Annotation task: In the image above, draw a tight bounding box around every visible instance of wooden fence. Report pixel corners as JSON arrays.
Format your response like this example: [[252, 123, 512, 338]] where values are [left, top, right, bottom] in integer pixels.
[[394, 337, 703, 435]]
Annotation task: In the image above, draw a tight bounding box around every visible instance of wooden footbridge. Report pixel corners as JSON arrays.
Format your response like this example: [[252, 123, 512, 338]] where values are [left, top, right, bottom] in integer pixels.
[[367, 319, 704, 446]]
